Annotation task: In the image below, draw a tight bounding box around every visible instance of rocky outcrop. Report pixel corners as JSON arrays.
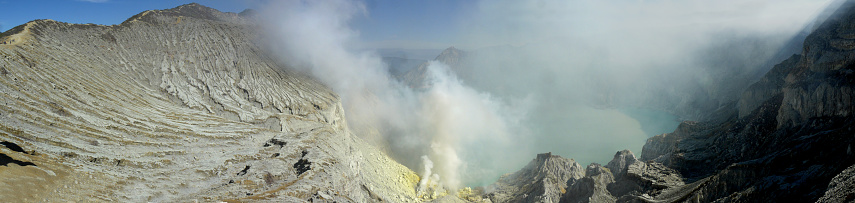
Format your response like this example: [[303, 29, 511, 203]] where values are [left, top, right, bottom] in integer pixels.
[[481, 150, 686, 203], [561, 164, 616, 203], [485, 153, 585, 203], [0, 3, 419, 202], [606, 150, 684, 200], [817, 164, 855, 203]]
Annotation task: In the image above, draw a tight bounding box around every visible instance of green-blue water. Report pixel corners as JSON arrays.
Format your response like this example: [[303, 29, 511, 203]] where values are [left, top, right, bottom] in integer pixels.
[[618, 108, 681, 137], [461, 107, 681, 187]]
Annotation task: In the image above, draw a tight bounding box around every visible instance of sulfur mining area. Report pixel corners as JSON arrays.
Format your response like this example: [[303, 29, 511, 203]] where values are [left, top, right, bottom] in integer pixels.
[[2, 2, 855, 203]]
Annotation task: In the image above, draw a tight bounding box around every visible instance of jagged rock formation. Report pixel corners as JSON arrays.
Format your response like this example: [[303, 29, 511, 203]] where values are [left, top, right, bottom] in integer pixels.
[[0, 3, 420, 202], [485, 153, 585, 202], [561, 163, 616, 203], [481, 150, 685, 203]]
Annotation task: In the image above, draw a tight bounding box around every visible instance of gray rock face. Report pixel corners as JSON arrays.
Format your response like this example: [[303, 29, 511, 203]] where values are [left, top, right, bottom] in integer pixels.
[[481, 150, 686, 203], [0, 3, 419, 202], [605, 150, 684, 200], [817, 164, 855, 203], [485, 153, 585, 203], [773, 0, 855, 128], [606, 150, 637, 178], [561, 164, 616, 203], [737, 54, 800, 118]]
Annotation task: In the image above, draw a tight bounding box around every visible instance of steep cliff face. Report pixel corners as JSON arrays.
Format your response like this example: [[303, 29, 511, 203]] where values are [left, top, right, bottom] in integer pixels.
[[638, 1, 855, 202], [0, 3, 419, 202], [775, 1, 855, 128]]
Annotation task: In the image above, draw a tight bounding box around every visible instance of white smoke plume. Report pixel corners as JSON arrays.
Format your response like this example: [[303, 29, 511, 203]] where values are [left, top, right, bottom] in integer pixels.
[[417, 156, 435, 193], [260, 0, 529, 189]]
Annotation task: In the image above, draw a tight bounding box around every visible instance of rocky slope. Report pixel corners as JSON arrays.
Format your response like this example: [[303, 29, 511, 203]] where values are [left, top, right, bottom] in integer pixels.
[[0, 4, 420, 202]]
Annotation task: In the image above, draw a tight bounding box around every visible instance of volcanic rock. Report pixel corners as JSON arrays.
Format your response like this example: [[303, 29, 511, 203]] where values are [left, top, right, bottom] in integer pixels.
[[0, 3, 419, 202], [485, 152, 585, 203]]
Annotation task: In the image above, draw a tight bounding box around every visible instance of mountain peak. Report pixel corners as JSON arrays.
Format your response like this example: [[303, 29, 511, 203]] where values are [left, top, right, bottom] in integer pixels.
[[121, 3, 233, 25], [436, 46, 461, 60], [434, 46, 465, 69]]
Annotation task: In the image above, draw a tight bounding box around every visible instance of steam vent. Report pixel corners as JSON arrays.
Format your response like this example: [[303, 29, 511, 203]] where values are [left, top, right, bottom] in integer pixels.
[[2, 1, 855, 202]]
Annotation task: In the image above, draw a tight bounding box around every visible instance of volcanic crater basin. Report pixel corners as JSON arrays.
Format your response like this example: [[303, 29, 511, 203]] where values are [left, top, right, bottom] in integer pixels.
[[0, 3, 420, 202]]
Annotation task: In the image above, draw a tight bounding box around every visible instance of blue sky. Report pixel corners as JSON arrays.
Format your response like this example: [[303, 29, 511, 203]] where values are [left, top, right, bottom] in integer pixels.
[[0, 0, 466, 50], [0, 0, 834, 50], [0, 1, 251, 31], [352, 0, 474, 49]]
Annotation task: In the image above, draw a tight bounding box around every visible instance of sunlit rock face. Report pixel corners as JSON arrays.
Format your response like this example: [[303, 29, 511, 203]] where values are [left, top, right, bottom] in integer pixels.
[[0, 4, 420, 202]]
